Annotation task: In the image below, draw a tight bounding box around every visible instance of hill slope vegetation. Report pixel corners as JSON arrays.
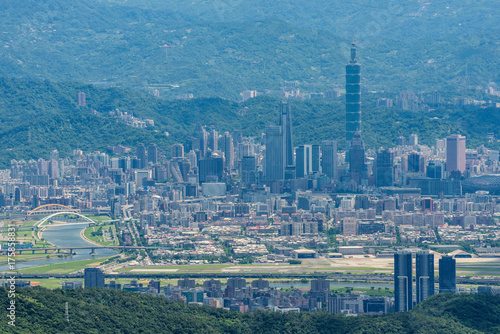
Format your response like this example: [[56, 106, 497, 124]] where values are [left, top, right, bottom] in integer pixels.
[[0, 288, 499, 333]]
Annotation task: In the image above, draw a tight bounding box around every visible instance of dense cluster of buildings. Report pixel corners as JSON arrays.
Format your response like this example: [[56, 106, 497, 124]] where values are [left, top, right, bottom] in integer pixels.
[[1, 44, 500, 315], [58, 265, 494, 315], [79, 268, 390, 314]]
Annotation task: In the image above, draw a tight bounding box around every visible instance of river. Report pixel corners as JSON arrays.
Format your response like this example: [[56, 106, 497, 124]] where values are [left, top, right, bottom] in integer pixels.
[[0, 224, 117, 272]]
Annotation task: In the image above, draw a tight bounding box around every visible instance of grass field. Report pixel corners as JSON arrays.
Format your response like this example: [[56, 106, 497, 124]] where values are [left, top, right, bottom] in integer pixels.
[[14, 256, 114, 274], [0, 252, 70, 264], [83, 224, 118, 247]]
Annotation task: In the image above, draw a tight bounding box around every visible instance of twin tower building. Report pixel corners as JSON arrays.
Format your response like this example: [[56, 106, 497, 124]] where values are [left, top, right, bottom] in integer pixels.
[[394, 251, 457, 312], [264, 42, 362, 185]]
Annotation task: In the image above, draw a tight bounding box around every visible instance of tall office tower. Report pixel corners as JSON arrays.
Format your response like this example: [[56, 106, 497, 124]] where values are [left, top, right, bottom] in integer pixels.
[[312, 145, 321, 173], [265, 126, 284, 181], [209, 128, 218, 151], [439, 255, 456, 293], [280, 101, 294, 168], [84, 267, 105, 288], [221, 132, 234, 171], [349, 131, 366, 183], [296, 145, 312, 178], [171, 143, 184, 159], [241, 156, 257, 185], [187, 150, 197, 171], [345, 41, 362, 156], [416, 251, 435, 304], [148, 143, 158, 164], [408, 153, 421, 173], [409, 134, 418, 146], [198, 155, 224, 183], [136, 143, 147, 169], [118, 157, 129, 172], [446, 134, 466, 174], [195, 123, 208, 157], [375, 149, 393, 187], [321, 140, 338, 180], [394, 251, 413, 312], [426, 161, 443, 179]]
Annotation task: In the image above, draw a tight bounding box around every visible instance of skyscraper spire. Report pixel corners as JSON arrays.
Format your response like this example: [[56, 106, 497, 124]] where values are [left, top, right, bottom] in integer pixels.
[[350, 40, 357, 63]]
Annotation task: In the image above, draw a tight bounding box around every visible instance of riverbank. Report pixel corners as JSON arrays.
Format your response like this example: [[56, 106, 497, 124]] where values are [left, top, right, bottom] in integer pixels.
[[80, 227, 103, 247], [0, 224, 118, 272]]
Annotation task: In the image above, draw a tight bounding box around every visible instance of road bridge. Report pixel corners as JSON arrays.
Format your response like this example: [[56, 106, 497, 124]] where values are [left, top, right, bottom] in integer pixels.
[[2, 245, 157, 255]]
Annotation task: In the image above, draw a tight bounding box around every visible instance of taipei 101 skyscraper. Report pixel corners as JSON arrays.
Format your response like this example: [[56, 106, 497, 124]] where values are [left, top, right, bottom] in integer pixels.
[[345, 41, 361, 156]]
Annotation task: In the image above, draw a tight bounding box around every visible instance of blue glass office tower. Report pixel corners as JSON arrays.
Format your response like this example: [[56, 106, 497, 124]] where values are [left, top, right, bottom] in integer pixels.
[[416, 251, 435, 303], [439, 255, 456, 293], [394, 251, 412, 312]]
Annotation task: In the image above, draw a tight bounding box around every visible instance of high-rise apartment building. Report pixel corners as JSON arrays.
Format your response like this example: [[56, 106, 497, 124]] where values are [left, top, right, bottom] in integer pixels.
[[209, 128, 218, 152], [409, 134, 418, 146], [171, 143, 184, 159], [84, 267, 105, 288], [77, 91, 86, 106], [310, 278, 330, 306], [342, 217, 358, 236]]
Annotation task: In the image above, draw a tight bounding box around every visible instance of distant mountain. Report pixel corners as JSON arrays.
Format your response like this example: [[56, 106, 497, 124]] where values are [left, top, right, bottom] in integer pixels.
[[0, 0, 497, 99], [1, 287, 499, 333], [0, 77, 497, 168]]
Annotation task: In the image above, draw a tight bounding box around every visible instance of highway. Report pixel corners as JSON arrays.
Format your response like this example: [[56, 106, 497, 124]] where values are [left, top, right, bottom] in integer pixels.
[[8, 272, 500, 285]]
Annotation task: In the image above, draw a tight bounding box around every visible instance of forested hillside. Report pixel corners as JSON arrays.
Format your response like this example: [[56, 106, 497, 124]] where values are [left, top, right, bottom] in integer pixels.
[[0, 288, 499, 333], [0, 77, 497, 167], [0, 0, 497, 99]]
